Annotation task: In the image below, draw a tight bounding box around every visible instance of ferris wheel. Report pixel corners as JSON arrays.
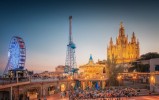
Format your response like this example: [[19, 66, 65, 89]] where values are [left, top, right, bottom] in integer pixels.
[[3, 36, 26, 75]]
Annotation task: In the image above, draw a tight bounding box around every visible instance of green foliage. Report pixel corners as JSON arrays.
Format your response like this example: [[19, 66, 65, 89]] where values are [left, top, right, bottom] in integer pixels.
[[106, 57, 124, 86], [129, 64, 150, 72], [140, 52, 159, 60], [128, 52, 159, 72]]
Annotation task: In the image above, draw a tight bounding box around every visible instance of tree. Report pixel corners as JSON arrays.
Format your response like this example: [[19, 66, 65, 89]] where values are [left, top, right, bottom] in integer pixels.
[[129, 52, 159, 72], [129, 64, 149, 72], [140, 52, 159, 60], [106, 57, 124, 86]]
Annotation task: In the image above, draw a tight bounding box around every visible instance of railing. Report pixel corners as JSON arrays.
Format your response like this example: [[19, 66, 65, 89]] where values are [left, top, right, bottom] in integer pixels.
[[0, 80, 30, 90], [0, 76, 68, 86], [0, 78, 30, 85], [30, 76, 69, 82], [31, 78, 59, 82], [0, 76, 71, 90], [151, 83, 159, 92]]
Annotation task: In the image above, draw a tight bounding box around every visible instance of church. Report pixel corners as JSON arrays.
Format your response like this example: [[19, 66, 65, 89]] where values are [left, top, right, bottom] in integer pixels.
[[107, 22, 140, 64]]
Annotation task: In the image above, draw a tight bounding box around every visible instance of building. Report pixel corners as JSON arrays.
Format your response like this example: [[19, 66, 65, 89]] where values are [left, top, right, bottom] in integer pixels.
[[55, 65, 65, 73], [79, 55, 107, 90], [33, 65, 65, 78], [79, 55, 106, 80], [148, 58, 159, 92], [8, 67, 28, 79], [132, 58, 159, 92], [107, 22, 140, 64], [96, 59, 106, 65]]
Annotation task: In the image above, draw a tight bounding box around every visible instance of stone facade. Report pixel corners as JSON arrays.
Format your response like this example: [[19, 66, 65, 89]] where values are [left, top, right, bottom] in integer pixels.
[[107, 22, 140, 63], [0, 80, 75, 100]]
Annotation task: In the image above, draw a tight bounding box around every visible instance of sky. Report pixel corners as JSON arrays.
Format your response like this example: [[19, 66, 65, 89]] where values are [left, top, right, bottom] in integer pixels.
[[0, 0, 159, 74]]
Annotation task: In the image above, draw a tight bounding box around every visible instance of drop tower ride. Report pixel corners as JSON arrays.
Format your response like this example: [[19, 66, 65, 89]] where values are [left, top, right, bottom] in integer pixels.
[[65, 16, 77, 74]]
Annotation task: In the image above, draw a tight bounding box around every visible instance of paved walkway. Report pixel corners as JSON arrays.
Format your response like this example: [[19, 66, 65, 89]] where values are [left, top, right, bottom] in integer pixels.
[[40, 95, 159, 100], [126, 96, 159, 100], [40, 93, 68, 100]]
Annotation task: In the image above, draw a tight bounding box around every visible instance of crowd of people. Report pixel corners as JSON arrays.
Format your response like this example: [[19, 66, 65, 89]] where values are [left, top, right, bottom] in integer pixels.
[[61, 87, 138, 100]]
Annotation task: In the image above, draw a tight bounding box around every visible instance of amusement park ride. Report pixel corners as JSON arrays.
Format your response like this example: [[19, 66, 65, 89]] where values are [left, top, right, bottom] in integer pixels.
[[3, 36, 27, 78], [65, 16, 78, 75]]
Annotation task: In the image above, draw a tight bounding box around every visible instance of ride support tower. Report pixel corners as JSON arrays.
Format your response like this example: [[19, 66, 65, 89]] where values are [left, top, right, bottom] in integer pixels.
[[65, 16, 77, 74]]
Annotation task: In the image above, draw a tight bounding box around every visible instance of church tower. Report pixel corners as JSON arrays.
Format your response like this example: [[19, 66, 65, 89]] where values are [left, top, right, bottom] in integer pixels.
[[107, 22, 140, 63]]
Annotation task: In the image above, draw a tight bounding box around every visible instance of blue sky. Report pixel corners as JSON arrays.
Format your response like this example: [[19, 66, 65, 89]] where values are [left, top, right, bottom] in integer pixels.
[[0, 0, 159, 74]]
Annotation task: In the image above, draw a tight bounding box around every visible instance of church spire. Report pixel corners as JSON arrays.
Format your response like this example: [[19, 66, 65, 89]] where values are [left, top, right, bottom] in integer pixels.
[[131, 32, 136, 43], [110, 37, 113, 46], [119, 21, 125, 37], [116, 37, 118, 45], [132, 32, 135, 38], [120, 21, 124, 28]]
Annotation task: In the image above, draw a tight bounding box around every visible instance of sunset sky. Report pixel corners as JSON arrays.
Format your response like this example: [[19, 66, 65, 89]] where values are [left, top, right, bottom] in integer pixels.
[[0, 0, 159, 74]]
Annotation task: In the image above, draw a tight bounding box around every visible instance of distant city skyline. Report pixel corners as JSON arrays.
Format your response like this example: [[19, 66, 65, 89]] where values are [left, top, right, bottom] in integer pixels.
[[0, 0, 159, 74]]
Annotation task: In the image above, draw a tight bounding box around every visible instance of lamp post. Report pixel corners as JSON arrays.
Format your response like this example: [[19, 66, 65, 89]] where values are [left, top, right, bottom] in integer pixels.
[[132, 73, 137, 85], [117, 75, 122, 88], [44, 88, 47, 100], [150, 75, 155, 92], [132, 76, 136, 85], [16, 71, 19, 83], [10, 86, 12, 100]]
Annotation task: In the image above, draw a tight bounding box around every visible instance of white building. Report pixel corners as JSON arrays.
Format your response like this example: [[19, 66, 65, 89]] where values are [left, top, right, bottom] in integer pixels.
[[149, 58, 159, 92]]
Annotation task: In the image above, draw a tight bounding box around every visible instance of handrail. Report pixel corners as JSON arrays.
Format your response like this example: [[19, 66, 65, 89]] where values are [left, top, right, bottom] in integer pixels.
[[0, 81, 30, 89]]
